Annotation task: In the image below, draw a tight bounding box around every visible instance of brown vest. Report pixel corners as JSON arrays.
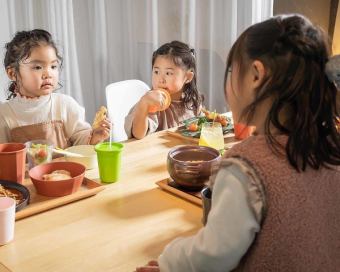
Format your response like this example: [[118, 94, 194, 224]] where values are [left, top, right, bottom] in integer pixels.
[[225, 135, 340, 272]]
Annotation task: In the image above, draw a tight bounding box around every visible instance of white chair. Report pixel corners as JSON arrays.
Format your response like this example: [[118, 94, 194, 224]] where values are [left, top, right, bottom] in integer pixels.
[[105, 79, 150, 142]]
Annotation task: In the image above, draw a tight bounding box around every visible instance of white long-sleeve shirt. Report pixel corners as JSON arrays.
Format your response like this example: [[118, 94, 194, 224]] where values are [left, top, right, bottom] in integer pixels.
[[0, 92, 92, 145], [158, 158, 265, 272]]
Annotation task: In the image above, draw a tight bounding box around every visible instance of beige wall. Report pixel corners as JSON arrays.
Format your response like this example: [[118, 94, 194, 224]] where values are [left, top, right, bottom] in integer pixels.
[[274, 0, 331, 33], [273, 0, 340, 54], [333, 5, 340, 54]]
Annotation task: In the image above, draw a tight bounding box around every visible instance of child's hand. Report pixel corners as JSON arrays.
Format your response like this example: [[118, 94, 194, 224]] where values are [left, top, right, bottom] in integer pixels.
[[140, 90, 168, 112], [135, 260, 159, 272], [89, 118, 111, 145]]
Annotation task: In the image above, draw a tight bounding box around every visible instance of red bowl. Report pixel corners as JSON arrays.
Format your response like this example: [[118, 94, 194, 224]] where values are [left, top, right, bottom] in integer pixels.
[[29, 161, 86, 197]]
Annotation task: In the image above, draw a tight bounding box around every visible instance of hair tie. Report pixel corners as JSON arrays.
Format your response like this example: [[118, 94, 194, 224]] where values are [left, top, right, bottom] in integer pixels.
[[325, 55, 340, 89], [190, 48, 195, 57]]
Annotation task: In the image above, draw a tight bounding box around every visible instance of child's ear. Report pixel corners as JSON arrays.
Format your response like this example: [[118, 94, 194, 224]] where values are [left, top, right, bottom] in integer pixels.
[[185, 70, 194, 84], [6, 67, 16, 81], [251, 60, 265, 88]]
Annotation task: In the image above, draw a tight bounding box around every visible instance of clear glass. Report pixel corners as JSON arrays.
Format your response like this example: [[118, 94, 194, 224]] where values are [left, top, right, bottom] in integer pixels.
[[199, 122, 224, 152], [25, 140, 53, 170]]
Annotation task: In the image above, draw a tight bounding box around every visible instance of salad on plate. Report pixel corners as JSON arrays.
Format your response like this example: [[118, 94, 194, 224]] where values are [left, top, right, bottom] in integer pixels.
[[178, 109, 234, 138]]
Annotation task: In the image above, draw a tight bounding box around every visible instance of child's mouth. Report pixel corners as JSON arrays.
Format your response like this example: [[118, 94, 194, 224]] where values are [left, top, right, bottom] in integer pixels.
[[41, 83, 53, 88]]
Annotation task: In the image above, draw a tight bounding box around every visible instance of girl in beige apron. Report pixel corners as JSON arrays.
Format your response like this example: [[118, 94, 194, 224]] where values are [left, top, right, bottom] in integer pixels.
[[3, 95, 71, 149]]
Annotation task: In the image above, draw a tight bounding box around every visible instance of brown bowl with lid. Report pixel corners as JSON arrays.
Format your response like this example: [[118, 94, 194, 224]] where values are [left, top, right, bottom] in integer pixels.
[[167, 145, 221, 189]]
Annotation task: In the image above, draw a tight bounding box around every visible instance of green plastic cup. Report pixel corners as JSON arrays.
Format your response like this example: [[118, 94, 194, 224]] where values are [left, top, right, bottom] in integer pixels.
[[95, 142, 123, 183]]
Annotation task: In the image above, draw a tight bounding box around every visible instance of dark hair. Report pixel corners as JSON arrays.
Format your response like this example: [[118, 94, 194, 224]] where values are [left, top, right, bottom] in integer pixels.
[[225, 14, 340, 171], [152, 40, 202, 113], [4, 29, 63, 99]]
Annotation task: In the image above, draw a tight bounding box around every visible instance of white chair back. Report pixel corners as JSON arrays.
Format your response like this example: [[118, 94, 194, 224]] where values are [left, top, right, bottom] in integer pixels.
[[105, 79, 149, 142]]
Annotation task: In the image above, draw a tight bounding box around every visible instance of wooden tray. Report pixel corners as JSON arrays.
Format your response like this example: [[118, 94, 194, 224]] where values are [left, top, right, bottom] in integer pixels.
[[0, 262, 11, 272], [15, 177, 104, 220], [156, 178, 203, 206]]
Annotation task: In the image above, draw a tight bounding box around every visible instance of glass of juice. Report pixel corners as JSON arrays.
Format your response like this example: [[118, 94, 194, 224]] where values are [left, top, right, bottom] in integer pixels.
[[199, 122, 224, 153]]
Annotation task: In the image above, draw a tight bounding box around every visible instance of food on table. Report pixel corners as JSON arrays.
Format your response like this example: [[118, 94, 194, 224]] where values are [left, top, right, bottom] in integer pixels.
[[180, 110, 233, 138], [27, 143, 51, 165], [92, 106, 108, 129], [0, 185, 23, 204], [43, 170, 72, 181], [188, 122, 199, 132], [184, 109, 230, 131], [202, 109, 230, 126]]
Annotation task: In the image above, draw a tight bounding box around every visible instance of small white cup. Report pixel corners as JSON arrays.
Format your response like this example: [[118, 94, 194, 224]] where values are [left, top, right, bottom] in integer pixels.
[[0, 197, 16, 245]]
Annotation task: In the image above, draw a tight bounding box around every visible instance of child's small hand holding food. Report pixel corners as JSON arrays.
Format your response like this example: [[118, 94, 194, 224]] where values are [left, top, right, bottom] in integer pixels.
[[90, 106, 111, 145], [139, 89, 171, 113]]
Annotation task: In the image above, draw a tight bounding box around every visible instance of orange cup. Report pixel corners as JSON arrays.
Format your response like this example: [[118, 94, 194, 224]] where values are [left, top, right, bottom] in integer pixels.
[[234, 123, 255, 140], [0, 143, 26, 184], [148, 89, 171, 113]]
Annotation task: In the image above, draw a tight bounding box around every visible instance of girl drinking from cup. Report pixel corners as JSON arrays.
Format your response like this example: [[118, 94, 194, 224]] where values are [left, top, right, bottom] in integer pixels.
[[0, 29, 110, 148], [125, 41, 203, 139], [136, 14, 340, 272]]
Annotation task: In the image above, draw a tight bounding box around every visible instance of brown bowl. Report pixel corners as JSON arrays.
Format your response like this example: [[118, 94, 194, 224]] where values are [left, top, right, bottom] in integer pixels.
[[167, 145, 221, 189], [29, 161, 86, 197]]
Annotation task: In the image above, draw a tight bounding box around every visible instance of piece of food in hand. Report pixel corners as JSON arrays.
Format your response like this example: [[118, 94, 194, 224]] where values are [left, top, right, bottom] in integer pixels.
[[92, 106, 108, 129], [43, 170, 72, 181], [148, 89, 171, 113]]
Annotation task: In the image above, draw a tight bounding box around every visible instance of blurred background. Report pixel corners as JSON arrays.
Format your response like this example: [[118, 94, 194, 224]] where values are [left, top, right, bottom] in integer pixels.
[[0, 0, 338, 122]]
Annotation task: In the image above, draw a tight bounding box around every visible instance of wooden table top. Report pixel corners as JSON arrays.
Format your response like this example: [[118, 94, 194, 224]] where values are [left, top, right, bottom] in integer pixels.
[[0, 131, 206, 272]]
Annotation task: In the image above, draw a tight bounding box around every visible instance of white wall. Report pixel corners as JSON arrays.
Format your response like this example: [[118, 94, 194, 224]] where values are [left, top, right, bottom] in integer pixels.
[[0, 0, 11, 101]]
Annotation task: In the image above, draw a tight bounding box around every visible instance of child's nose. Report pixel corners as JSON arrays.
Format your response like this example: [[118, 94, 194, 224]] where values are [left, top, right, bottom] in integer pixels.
[[159, 76, 166, 84], [42, 69, 52, 79]]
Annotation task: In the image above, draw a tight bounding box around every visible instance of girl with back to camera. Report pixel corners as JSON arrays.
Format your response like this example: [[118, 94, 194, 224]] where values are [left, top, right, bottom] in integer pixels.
[[0, 29, 110, 148], [136, 14, 340, 272], [125, 40, 203, 139]]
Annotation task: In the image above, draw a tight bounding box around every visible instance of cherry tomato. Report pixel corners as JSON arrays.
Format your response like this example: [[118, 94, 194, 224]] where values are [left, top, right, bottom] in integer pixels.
[[35, 149, 47, 160], [219, 118, 228, 126], [188, 123, 199, 131]]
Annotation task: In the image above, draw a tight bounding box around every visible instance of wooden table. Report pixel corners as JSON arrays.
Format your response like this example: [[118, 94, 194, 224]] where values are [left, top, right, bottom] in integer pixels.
[[0, 131, 204, 272]]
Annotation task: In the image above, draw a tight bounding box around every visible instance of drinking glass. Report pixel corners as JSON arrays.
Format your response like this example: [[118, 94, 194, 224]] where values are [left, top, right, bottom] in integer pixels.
[[199, 122, 224, 152], [25, 140, 53, 170]]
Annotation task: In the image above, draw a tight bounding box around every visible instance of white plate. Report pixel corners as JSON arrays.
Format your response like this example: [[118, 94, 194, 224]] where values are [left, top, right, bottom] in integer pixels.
[[65, 145, 97, 170]]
